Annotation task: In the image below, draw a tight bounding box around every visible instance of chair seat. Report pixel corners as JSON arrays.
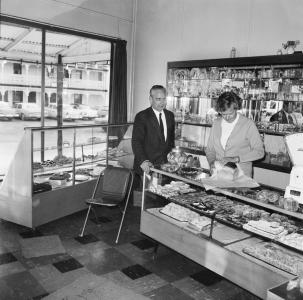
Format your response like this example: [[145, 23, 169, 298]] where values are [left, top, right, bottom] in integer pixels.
[[86, 197, 119, 207]]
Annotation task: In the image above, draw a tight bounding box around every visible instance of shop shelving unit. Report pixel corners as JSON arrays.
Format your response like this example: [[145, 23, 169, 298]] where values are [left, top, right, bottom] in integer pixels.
[[140, 167, 301, 299], [0, 123, 133, 228], [167, 54, 303, 187]]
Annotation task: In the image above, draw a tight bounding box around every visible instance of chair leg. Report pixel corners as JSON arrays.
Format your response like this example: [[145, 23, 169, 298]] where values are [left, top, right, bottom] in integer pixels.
[[79, 204, 92, 237]]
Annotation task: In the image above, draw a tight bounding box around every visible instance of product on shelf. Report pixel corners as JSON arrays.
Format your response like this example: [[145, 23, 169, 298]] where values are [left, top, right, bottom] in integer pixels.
[[41, 160, 56, 168], [160, 202, 199, 222], [75, 168, 93, 176], [73, 174, 90, 182], [161, 162, 179, 173], [179, 167, 200, 177], [33, 162, 43, 170], [53, 155, 73, 165], [243, 242, 303, 275], [188, 215, 214, 231], [49, 172, 71, 188], [149, 181, 196, 198], [278, 233, 303, 251], [33, 182, 52, 194], [256, 189, 280, 204], [283, 197, 299, 212], [243, 220, 288, 239]]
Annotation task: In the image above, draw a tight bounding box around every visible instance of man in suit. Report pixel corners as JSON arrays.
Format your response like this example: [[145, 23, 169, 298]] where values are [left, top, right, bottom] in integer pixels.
[[132, 85, 175, 176]]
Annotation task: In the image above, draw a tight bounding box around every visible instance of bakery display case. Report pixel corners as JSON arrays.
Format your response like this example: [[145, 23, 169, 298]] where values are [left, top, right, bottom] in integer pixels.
[[140, 167, 303, 298], [0, 123, 133, 228], [167, 54, 303, 175]]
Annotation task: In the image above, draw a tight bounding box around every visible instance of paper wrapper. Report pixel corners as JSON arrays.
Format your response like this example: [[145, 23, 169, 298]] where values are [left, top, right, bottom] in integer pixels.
[[201, 174, 259, 190]]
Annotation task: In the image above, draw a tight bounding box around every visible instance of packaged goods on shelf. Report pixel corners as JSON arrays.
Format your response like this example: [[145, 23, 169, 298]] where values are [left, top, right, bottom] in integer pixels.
[[243, 220, 288, 239], [160, 203, 199, 222], [187, 215, 214, 231], [278, 233, 303, 251], [243, 243, 303, 275]]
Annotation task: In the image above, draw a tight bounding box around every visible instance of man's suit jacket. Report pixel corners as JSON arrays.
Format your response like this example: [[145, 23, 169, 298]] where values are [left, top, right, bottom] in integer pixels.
[[132, 107, 175, 174]]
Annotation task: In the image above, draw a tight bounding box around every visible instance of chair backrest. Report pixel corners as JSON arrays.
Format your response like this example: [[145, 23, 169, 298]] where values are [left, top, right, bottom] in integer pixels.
[[94, 166, 132, 204]]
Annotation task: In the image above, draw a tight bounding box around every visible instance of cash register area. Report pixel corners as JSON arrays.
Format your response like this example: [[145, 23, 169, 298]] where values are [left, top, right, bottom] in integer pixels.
[[0, 203, 259, 300]]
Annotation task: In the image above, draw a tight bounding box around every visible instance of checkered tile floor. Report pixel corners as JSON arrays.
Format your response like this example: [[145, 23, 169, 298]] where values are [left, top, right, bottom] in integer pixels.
[[0, 204, 261, 300]]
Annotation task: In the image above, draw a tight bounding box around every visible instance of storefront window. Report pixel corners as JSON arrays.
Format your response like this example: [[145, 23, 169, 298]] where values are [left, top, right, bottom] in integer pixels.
[[0, 19, 111, 180]]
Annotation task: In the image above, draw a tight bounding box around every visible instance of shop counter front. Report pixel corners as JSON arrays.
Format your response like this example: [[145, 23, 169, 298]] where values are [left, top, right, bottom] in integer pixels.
[[140, 168, 303, 299]]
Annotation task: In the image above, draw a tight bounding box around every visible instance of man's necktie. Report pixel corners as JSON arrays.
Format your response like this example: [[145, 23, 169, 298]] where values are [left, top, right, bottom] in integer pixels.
[[288, 114, 294, 124], [159, 113, 165, 140]]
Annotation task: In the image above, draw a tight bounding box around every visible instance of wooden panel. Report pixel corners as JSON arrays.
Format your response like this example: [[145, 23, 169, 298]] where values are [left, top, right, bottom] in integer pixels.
[[141, 209, 291, 299]]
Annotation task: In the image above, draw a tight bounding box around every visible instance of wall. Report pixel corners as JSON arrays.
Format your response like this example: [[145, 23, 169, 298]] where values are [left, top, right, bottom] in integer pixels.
[[0, 0, 135, 120], [132, 0, 303, 116]]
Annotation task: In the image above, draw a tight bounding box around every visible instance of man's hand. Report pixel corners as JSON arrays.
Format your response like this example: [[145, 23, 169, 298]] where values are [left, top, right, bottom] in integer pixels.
[[220, 156, 240, 165], [140, 160, 153, 174]]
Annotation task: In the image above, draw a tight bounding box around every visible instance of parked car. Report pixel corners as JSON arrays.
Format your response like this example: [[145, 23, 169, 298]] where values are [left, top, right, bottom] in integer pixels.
[[45, 104, 81, 121], [93, 105, 109, 118], [72, 104, 98, 119], [0, 102, 19, 121], [14, 103, 41, 120]]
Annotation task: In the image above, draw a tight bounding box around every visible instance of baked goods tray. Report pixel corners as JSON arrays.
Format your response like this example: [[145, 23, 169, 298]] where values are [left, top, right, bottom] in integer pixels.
[[274, 238, 303, 256], [214, 215, 244, 230], [159, 209, 189, 223], [242, 225, 303, 255], [242, 248, 298, 276]]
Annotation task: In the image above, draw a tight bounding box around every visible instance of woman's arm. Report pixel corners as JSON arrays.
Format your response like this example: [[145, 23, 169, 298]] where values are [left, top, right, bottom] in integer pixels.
[[239, 121, 265, 162], [205, 126, 217, 168]]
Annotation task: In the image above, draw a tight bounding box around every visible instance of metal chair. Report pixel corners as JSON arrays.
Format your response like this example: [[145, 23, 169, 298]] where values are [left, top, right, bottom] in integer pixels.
[[79, 165, 134, 243]]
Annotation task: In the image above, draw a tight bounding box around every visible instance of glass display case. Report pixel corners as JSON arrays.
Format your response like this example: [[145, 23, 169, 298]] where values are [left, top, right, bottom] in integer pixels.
[[0, 123, 133, 227], [167, 54, 303, 173], [140, 167, 302, 298]]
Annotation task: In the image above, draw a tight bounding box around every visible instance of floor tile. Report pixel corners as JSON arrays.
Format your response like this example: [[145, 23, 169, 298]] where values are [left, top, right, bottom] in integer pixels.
[[20, 235, 65, 258], [144, 284, 195, 300], [74, 233, 99, 244], [43, 273, 149, 300], [1, 270, 47, 299], [116, 243, 153, 265], [122, 264, 152, 280], [172, 277, 215, 300], [19, 229, 43, 239], [32, 293, 50, 300], [30, 264, 91, 293], [143, 252, 204, 282], [0, 253, 17, 265], [190, 268, 223, 286], [103, 270, 167, 294], [53, 257, 83, 273], [76, 247, 134, 275], [13, 251, 71, 269], [132, 238, 156, 250], [95, 226, 142, 246], [0, 261, 26, 278], [90, 216, 112, 223]]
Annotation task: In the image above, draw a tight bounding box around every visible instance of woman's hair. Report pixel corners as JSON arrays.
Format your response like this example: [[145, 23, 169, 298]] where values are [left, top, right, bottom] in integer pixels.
[[215, 91, 242, 112]]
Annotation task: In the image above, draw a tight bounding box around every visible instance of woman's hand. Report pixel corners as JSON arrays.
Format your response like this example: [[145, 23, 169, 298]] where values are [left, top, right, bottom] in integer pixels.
[[220, 156, 240, 165]]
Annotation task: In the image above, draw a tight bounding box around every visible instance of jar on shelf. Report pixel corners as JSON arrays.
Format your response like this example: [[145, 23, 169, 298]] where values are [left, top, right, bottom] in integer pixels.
[[167, 146, 187, 166]]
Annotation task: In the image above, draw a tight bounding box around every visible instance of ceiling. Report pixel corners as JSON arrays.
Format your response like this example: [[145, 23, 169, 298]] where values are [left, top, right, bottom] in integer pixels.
[[0, 22, 111, 64]]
